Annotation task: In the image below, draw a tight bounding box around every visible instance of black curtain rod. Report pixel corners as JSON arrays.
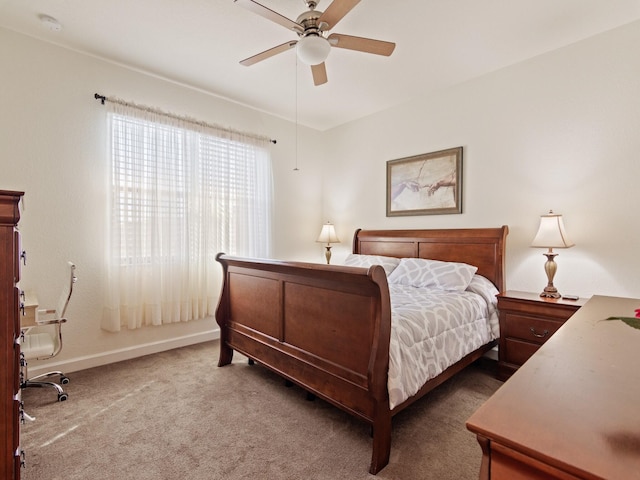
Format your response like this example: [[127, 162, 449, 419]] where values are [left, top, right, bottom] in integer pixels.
[[93, 93, 276, 144]]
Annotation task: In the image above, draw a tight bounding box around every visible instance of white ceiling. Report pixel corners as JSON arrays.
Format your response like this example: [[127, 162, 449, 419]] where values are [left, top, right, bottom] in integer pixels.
[[2, 0, 640, 130]]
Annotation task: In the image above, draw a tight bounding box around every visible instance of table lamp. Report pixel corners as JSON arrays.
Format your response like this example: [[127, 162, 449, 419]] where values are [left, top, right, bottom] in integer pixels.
[[316, 222, 340, 264], [531, 210, 574, 298]]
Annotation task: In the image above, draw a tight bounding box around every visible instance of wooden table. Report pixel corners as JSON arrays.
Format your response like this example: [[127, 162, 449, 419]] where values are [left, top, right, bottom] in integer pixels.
[[466, 295, 640, 479]]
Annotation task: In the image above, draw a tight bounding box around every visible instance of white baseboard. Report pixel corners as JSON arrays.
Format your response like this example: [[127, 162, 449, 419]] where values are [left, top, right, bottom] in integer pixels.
[[27, 329, 220, 377]]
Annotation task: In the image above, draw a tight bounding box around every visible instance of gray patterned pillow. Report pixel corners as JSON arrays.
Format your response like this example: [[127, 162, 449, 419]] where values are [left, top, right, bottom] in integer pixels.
[[344, 254, 401, 276], [387, 257, 478, 291]]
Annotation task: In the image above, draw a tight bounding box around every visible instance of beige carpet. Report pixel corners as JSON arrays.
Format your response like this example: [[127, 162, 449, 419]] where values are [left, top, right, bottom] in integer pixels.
[[20, 340, 502, 480]]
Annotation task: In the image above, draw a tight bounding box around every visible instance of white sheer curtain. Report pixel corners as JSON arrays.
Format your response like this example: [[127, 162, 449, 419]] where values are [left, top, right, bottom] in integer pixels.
[[102, 101, 273, 332]]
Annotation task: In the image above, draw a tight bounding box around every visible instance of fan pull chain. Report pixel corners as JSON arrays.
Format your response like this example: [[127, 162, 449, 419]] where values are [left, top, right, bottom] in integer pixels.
[[294, 55, 299, 171]]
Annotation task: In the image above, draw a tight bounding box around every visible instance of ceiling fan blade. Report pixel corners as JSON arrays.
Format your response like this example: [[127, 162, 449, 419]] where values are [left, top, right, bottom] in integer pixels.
[[240, 41, 297, 66], [235, 0, 303, 33], [311, 63, 328, 86], [328, 33, 395, 56], [318, 0, 361, 30]]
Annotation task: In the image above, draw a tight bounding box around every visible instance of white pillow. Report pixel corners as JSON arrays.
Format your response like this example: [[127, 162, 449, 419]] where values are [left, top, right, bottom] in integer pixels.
[[387, 257, 478, 291], [466, 274, 499, 305], [344, 254, 401, 276]]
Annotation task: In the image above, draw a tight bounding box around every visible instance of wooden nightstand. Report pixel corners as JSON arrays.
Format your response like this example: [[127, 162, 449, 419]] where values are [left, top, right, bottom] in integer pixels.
[[497, 291, 587, 381]]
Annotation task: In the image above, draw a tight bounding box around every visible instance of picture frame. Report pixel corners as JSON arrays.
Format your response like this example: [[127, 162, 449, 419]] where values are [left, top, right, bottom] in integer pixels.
[[386, 147, 463, 216]]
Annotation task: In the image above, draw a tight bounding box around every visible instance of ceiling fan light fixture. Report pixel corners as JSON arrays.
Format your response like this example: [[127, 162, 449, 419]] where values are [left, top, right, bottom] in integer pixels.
[[296, 34, 330, 65]]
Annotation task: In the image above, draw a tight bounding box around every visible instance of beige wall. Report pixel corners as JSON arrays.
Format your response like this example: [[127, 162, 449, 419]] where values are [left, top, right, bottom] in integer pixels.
[[322, 20, 640, 300], [2, 20, 639, 375], [0, 28, 325, 374]]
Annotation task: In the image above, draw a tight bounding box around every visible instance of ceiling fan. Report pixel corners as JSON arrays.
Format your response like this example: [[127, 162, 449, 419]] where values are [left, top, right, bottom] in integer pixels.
[[235, 0, 396, 86]]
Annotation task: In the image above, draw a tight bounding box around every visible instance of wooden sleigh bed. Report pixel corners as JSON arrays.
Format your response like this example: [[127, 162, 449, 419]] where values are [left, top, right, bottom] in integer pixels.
[[215, 226, 508, 474]]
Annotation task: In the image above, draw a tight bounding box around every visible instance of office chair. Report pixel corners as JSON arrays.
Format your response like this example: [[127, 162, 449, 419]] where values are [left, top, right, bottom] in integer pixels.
[[21, 261, 77, 402]]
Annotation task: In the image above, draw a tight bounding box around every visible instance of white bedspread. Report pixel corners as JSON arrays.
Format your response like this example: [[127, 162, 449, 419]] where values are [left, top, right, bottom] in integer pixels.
[[387, 276, 499, 409]]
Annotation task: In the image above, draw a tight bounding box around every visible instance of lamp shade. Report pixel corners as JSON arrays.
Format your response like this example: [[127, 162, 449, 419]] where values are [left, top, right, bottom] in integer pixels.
[[296, 34, 331, 65], [531, 211, 574, 249], [316, 222, 340, 244]]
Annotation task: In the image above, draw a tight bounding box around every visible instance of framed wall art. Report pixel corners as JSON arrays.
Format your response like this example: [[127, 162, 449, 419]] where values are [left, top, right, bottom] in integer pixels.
[[386, 146, 462, 216]]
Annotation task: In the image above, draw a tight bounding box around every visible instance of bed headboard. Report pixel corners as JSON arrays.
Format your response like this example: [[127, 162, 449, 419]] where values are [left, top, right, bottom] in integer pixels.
[[353, 226, 509, 292]]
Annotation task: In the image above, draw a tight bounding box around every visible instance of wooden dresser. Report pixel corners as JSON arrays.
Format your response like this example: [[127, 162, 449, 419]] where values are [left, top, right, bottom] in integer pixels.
[[0, 190, 24, 479], [497, 291, 587, 380], [467, 295, 640, 480]]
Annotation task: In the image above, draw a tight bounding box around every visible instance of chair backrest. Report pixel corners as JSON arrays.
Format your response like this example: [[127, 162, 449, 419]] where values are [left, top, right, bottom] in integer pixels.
[[55, 261, 77, 319], [24, 262, 77, 361]]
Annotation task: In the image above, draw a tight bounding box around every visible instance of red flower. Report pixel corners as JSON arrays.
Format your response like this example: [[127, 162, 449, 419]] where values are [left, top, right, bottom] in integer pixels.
[[635, 309, 640, 318]]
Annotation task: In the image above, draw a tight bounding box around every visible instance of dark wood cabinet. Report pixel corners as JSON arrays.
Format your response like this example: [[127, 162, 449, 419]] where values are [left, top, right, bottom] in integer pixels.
[[0, 190, 24, 480], [497, 290, 586, 380], [468, 295, 640, 479]]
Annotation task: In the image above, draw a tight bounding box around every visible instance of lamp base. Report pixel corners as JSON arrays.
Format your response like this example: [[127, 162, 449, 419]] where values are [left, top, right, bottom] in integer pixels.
[[324, 245, 332, 264], [540, 287, 561, 299], [540, 251, 561, 298]]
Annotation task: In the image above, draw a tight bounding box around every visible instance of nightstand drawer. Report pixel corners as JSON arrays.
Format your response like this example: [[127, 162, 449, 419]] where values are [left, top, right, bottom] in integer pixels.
[[503, 314, 562, 345], [504, 338, 540, 367]]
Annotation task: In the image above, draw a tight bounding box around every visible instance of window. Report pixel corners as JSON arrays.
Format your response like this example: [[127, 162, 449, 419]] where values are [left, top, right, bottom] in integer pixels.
[[102, 101, 273, 331]]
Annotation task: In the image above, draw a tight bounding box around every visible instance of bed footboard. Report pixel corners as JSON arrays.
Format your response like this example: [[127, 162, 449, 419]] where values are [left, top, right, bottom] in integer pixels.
[[215, 254, 393, 473]]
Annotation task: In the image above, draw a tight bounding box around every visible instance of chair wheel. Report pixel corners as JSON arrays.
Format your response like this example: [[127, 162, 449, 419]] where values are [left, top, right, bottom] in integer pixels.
[[58, 393, 68, 402], [60, 376, 70, 385]]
